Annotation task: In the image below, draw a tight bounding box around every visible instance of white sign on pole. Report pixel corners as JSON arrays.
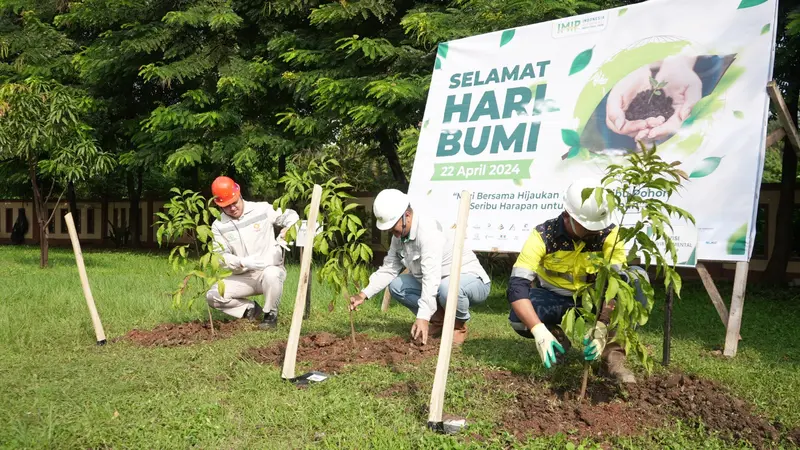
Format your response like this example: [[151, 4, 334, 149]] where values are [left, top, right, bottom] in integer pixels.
[[406, 0, 778, 261], [622, 220, 698, 268], [293, 220, 324, 248]]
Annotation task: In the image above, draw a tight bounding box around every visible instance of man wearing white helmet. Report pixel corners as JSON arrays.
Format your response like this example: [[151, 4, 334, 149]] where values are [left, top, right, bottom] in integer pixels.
[[349, 188, 491, 345], [506, 178, 649, 384]]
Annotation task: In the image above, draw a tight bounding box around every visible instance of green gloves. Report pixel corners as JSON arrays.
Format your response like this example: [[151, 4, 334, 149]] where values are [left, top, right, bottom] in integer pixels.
[[583, 322, 608, 361], [531, 323, 565, 369]]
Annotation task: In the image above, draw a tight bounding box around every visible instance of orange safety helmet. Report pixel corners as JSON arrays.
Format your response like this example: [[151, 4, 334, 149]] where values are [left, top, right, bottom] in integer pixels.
[[211, 176, 241, 207]]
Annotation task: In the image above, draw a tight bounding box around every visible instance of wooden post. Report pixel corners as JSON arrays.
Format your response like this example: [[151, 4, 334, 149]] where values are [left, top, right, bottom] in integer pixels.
[[662, 286, 673, 366], [427, 190, 470, 432], [767, 81, 800, 155], [696, 263, 731, 325], [723, 261, 749, 357], [64, 212, 107, 345], [282, 185, 323, 380], [381, 268, 408, 312], [381, 286, 392, 312]]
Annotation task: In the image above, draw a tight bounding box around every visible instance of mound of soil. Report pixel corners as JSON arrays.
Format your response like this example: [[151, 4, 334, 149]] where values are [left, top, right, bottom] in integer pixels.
[[625, 89, 675, 122], [486, 370, 781, 448], [244, 332, 440, 373], [119, 320, 255, 347]]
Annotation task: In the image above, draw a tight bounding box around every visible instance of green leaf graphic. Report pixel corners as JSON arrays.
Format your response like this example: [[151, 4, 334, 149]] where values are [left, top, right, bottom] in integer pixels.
[[561, 129, 581, 147], [618, 7, 628, 16], [727, 223, 748, 255], [689, 157, 723, 178], [513, 178, 523, 187], [733, 110, 744, 119], [676, 133, 704, 153], [761, 23, 771, 35], [566, 146, 581, 159], [434, 57, 442, 70], [683, 247, 697, 266], [569, 47, 594, 75], [423, 119, 430, 128], [500, 29, 515, 47], [437, 42, 449, 59], [427, 189, 432, 195], [737, 0, 767, 9]]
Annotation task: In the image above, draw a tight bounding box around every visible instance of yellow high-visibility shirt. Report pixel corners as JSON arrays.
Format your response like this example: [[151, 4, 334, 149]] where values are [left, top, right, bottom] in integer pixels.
[[510, 214, 627, 297]]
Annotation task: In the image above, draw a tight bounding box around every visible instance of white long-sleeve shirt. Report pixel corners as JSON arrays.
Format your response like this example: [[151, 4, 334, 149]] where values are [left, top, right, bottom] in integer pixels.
[[211, 200, 299, 274], [360, 213, 491, 321]]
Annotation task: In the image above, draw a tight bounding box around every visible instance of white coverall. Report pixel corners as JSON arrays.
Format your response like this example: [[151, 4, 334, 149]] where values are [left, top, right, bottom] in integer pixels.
[[205, 200, 299, 318]]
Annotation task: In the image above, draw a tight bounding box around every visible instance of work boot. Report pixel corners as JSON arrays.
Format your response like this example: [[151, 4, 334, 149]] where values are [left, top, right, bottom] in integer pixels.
[[601, 343, 636, 384], [428, 305, 446, 338], [243, 302, 263, 322], [259, 311, 278, 330], [547, 324, 571, 364], [452, 319, 468, 345]]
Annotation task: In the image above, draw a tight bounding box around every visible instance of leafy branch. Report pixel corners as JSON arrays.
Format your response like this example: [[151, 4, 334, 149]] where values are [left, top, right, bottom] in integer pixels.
[[560, 142, 694, 399], [275, 154, 373, 339], [154, 188, 232, 333]]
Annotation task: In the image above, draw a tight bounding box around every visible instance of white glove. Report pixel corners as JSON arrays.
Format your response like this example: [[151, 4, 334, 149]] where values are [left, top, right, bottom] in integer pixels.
[[276, 236, 290, 251], [241, 256, 268, 271], [583, 322, 608, 361], [531, 323, 565, 369]]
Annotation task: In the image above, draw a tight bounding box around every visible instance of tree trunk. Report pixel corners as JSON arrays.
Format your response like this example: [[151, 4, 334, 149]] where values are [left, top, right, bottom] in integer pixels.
[[67, 181, 79, 233], [278, 154, 287, 190], [764, 85, 799, 283], [127, 169, 143, 247], [29, 161, 48, 268], [378, 129, 408, 189]]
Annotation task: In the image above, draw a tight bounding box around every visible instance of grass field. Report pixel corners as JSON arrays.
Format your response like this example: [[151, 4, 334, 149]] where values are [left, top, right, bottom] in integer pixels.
[[1, 245, 799, 449]]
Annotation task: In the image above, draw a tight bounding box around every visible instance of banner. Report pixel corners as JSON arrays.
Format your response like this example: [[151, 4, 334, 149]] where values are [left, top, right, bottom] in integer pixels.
[[406, 0, 778, 261]]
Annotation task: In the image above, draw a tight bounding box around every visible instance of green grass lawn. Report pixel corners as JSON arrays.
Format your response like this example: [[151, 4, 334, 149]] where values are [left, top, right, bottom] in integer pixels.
[[1, 245, 799, 449]]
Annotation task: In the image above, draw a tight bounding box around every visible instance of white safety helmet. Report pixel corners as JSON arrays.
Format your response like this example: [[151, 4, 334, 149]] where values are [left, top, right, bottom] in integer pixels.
[[563, 178, 612, 231], [373, 189, 410, 230]]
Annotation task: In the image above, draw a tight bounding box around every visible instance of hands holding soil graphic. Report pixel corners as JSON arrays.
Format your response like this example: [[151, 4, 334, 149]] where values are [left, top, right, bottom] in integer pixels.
[[606, 54, 702, 143]]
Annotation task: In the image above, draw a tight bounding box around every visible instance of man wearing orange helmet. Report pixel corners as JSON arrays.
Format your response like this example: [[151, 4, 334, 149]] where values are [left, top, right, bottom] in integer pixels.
[[206, 176, 299, 329]]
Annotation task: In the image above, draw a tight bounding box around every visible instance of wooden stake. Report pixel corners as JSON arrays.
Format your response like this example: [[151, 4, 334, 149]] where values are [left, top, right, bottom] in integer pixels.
[[64, 212, 107, 345], [767, 81, 800, 156], [381, 285, 392, 312], [723, 262, 749, 357], [427, 190, 470, 432], [281, 185, 323, 380], [662, 286, 673, 366], [381, 268, 408, 312]]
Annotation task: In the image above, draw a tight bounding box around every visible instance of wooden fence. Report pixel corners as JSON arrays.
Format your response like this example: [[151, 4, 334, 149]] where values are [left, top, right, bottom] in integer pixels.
[[2, 183, 799, 277]]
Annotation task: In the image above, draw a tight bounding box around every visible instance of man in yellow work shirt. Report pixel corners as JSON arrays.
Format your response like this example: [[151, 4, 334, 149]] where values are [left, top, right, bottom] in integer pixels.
[[506, 178, 649, 384]]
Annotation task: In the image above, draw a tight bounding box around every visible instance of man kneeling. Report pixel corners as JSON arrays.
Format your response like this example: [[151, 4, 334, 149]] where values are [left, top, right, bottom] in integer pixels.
[[349, 189, 492, 345], [205, 176, 298, 330], [507, 178, 649, 383]]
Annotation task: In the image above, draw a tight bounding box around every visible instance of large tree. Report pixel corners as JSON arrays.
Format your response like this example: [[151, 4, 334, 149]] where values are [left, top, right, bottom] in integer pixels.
[[264, 0, 605, 190], [763, 0, 800, 282]]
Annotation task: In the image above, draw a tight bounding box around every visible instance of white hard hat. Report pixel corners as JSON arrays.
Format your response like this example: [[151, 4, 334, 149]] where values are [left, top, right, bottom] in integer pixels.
[[373, 189, 410, 230], [563, 178, 612, 231]]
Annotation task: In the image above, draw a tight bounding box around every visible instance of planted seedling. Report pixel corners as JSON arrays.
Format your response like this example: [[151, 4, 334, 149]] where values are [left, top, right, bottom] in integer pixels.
[[560, 142, 695, 400]]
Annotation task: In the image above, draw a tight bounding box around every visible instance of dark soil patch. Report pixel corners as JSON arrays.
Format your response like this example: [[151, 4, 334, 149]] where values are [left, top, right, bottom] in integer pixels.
[[243, 332, 440, 374], [625, 89, 675, 122], [482, 369, 784, 448], [118, 320, 255, 347]]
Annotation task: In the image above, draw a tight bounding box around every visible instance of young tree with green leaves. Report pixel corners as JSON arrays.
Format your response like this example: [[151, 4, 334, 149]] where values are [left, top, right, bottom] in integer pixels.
[[0, 76, 114, 267], [507, 144, 692, 396]]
